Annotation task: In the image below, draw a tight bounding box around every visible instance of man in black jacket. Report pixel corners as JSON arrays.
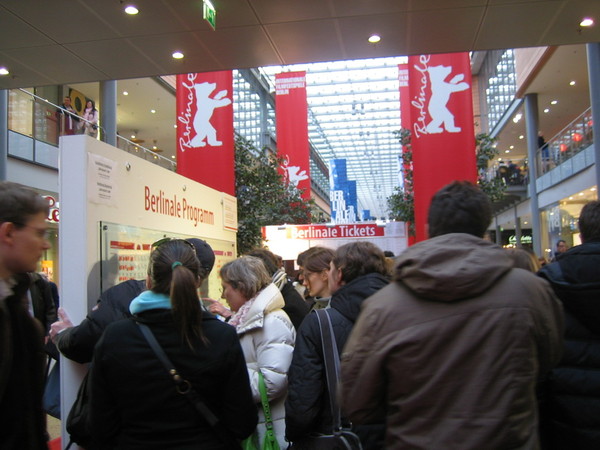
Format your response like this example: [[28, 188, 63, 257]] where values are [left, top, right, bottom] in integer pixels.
[[538, 200, 600, 449], [50, 238, 216, 364], [0, 181, 51, 449]]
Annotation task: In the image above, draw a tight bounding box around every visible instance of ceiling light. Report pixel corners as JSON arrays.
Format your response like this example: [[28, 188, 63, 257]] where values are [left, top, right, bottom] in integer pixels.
[[368, 35, 381, 44], [131, 134, 136, 139], [519, 135, 524, 139], [173, 124, 177, 128], [591, 187, 597, 191], [152, 146, 157, 150], [124, 5, 139, 15], [123, 91, 129, 96], [510, 145, 514, 149], [150, 109, 156, 114], [579, 192, 584, 196], [544, 108, 550, 113], [524, 221, 528, 225], [505, 150, 510, 153], [580, 17, 594, 27], [0, 67, 9, 76], [551, 100, 558, 105], [171, 155, 176, 159], [569, 196, 574, 200], [172, 51, 184, 59], [570, 80, 576, 86]]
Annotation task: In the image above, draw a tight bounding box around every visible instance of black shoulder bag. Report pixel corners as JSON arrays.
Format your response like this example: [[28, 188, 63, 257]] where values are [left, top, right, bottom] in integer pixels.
[[136, 322, 242, 449], [290, 309, 363, 450]]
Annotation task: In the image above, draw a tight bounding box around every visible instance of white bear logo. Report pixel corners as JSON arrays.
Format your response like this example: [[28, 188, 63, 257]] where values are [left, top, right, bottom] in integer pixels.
[[426, 65, 469, 134], [281, 155, 309, 187], [190, 82, 231, 147]]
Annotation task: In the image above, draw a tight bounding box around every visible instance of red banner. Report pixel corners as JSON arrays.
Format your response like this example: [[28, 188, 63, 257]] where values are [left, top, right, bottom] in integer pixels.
[[407, 53, 477, 241], [275, 71, 311, 200], [176, 71, 235, 195]]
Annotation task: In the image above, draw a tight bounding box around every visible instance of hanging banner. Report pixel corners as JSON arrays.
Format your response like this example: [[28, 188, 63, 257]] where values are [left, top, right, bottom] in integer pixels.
[[176, 71, 235, 195], [275, 71, 311, 200], [407, 53, 477, 242]]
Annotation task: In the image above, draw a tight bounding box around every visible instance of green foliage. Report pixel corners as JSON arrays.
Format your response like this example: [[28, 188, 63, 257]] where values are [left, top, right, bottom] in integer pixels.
[[235, 136, 313, 255], [386, 130, 507, 236], [387, 129, 415, 235], [475, 132, 506, 202]]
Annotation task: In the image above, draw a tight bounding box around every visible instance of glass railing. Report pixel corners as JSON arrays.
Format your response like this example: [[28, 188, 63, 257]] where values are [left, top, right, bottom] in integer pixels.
[[8, 88, 176, 171], [536, 107, 593, 175]]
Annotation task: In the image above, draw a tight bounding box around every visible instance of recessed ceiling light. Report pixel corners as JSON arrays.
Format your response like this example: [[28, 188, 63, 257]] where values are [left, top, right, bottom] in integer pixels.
[[173, 124, 177, 128], [544, 108, 550, 113], [509, 145, 514, 149], [152, 146, 157, 150], [123, 91, 129, 96], [570, 80, 576, 86], [580, 17, 594, 27], [172, 51, 184, 59], [569, 196, 574, 200], [171, 155, 176, 159], [524, 221, 528, 225], [519, 135, 524, 139], [131, 134, 136, 139], [551, 100, 558, 105], [124, 5, 139, 15], [505, 150, 510, 153], [368, 35, 381, 44], [579, 192, 585, 196], [150, 109, 156, 114], [591, 187, 597, 191], [0, 67, 9, 76]]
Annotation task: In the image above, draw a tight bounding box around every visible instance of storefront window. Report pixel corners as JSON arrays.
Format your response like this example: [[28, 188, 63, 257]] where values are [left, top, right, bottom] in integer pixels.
[[8, 89, 33, 137], [540, 186, 598, 261]]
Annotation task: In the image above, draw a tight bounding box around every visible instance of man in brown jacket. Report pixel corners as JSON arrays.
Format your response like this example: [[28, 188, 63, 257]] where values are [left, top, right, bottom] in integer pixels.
[[340, 181, 564, 449]]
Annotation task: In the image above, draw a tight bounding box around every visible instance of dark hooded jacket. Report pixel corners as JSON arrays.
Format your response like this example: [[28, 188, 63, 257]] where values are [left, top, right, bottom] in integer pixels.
[[340, 233, 564, 450], [538, 241, 600, 449], [285, 272, 388, 448]]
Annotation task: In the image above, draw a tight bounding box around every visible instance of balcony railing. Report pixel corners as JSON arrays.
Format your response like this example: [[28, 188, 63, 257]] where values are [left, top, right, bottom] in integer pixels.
[[481, 158, 528, 186], [536, 107, 593, 175], [8, 89, 176, 171]]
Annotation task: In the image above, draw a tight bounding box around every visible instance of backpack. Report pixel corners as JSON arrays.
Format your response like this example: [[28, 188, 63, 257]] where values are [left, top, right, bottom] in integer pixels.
[[65, 371, 93, 449]]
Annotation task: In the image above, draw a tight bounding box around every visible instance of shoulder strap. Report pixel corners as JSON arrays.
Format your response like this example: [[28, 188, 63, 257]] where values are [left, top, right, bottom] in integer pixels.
[[314, 309, 342, 433], [135, 321, 238, 448]]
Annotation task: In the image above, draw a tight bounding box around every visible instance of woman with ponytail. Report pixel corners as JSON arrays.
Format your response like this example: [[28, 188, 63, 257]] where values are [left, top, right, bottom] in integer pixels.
[[89, 239, 258, 449]]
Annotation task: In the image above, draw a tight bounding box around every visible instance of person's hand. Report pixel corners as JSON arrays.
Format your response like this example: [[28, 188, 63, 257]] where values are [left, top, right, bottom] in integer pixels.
[[49, 307, 74, 344], [203, 298, 232, 319]]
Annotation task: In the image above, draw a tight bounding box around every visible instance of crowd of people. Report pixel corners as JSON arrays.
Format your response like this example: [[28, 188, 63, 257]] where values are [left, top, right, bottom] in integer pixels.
[[2, 179, 600, 449]]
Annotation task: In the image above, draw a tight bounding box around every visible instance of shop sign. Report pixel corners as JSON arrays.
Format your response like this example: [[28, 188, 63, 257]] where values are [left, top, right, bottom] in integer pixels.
[[44, 195, 60, 223], [508, 235, 532, 245], [286, 224, 384, 240]]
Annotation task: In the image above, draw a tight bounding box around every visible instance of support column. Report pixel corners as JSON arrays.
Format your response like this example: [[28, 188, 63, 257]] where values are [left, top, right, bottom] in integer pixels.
[[100, 80, 117, 146], [524, 93, 542, 257], [587, 43, 600, 189], [514, 209, 522, 248], [0, 90, 7, 181]]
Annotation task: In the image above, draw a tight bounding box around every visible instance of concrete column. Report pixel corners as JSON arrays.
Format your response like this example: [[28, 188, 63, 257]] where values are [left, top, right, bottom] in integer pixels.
[[100, 80, 117, 146], [514, 209, 522, 248], [524, 93, 542, 257], [586, 43, 600, 189], [0, 90, 7, 181]]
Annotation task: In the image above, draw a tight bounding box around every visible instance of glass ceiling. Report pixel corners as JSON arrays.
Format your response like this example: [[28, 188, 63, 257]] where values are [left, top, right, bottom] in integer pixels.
[[260, 56, 407, 220]]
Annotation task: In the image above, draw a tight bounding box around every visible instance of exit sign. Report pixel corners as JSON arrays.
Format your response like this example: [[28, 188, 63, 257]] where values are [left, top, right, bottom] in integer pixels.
[[203, 0, 216, 30]]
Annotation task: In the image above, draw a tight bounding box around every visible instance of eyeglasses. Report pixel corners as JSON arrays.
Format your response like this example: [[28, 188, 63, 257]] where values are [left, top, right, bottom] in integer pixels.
[[151, 237, 196, 254], [12, 223, 51, 240]]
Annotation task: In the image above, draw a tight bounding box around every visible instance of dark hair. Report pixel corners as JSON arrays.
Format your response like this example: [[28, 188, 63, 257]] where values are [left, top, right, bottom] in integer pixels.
[[147, 240, 205, 348], [0, 181, 49, 226], [303, 246, 335, 273], [556, 239, 566, 247], [220, 256, 271, 300], [246, 248, 279, 276], [505, 247, 541, 272], [332, 241, 387, 284], [579, 201, 600, 243], [428, 181, 492, 238], [86, 100, 97, 111]]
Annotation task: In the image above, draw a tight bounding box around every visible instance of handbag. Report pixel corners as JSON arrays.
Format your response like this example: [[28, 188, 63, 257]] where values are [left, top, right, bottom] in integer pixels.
[[136, 322, 242, 449], [43, 358, 61, 419], [290, 309, 362, 450], [242, 370, 280, 450]]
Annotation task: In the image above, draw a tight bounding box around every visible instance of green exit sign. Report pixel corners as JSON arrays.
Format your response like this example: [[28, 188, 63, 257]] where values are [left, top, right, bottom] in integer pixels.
[[203, 0, 216, 30]]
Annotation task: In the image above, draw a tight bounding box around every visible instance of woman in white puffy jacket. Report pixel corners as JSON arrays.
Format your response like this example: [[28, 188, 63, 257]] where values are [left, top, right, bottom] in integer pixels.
[[220, 256, 296, 448]]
